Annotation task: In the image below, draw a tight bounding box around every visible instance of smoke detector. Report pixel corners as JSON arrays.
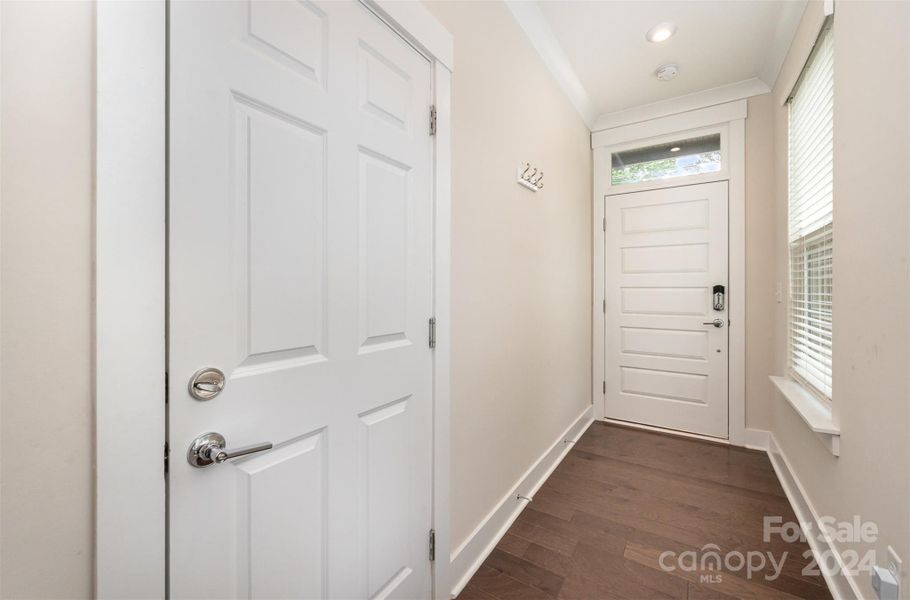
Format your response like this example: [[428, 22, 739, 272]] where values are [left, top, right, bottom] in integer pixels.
[[656, 64, 679, 82]]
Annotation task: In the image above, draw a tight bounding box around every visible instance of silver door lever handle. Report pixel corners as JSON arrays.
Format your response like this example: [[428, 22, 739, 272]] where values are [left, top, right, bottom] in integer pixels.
[[187, 432, 273, 468], [703, 319, 725, 328]]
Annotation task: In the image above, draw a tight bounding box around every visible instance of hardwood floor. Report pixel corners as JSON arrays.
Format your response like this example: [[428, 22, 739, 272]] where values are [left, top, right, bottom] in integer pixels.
[[457, 422, 832, 600]]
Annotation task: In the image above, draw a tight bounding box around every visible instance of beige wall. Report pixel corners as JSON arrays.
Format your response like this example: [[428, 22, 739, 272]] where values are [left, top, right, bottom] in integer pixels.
[[422, 1, 593, 552], [766, 1, 910, 596], [1, 1, 96, 598], [744, 93, 777, 430]]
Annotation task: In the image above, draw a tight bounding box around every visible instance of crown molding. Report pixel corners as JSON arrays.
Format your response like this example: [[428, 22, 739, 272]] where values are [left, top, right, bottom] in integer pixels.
[[760, 0, 809, 87], [592, 78, 770, 132], [504, 0, 599, 129]]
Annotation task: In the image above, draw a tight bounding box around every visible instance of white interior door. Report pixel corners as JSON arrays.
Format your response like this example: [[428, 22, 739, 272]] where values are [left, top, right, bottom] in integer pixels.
[[604, 181, 729, 438], [168, 1, 434, 598]]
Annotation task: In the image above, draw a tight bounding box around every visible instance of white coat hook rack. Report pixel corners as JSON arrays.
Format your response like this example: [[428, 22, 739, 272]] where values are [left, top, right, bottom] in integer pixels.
[[517, 162, 544, 192]]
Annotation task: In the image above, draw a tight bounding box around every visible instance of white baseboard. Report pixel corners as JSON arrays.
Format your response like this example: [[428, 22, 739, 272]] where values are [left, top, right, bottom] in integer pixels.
[[740, 427, 770, 451], [766, 433, 863, 600], [448, 404, 595, 598]]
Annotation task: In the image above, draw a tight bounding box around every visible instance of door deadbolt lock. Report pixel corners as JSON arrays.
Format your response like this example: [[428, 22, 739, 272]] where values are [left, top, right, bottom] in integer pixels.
[[188, 367, 225, 401]]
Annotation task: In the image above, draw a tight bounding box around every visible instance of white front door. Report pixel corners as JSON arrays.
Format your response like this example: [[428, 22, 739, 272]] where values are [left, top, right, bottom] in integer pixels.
[[604, 181, 729, 438], [168, 2, 434, 598]]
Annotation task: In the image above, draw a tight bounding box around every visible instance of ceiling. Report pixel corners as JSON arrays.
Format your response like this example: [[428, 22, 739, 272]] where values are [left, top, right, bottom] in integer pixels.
[[521, 0, 806, 122]]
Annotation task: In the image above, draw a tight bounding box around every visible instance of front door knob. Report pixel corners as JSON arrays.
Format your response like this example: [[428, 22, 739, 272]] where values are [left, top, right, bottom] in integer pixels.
[[187, 432, 273, 468], [702, 319, 725, 328]]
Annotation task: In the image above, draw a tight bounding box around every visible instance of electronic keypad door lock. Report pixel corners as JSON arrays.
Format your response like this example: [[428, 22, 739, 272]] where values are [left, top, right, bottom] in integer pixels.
[[713, 285, 725, 312]]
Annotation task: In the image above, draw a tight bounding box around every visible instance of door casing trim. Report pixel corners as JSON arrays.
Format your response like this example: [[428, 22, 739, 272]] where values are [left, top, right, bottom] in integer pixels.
[[95, 3, 453, 597], [592, 100, 747, 447]]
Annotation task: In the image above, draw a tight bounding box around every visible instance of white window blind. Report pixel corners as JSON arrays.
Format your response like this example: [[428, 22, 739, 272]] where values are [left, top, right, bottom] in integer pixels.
[[788, 20, 833, 400]]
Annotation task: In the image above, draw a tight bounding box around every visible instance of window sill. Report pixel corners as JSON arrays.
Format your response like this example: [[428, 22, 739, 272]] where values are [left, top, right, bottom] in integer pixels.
[[769, 375, 840, 457]]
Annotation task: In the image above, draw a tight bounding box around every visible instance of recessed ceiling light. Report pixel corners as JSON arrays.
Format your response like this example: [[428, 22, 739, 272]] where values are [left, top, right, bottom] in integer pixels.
[[656, 64, 679, 82], [646, 22, 677, 43], [670, 146, 681, 152]]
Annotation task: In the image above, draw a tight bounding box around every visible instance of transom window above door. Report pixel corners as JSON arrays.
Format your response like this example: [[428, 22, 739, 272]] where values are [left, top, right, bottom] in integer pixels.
[[611, 133, 722, 186]]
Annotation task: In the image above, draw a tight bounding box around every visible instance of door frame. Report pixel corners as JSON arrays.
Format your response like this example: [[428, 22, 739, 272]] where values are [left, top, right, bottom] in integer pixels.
[[95, 3, 453, 598], [591, 100, 753, 448]]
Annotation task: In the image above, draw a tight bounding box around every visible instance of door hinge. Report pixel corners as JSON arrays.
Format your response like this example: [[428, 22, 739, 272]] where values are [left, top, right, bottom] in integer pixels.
[[429, 529, 436, 561], [602, 299, 606, 314], [602, 218, 606, 232], [602, 380, 606, 394], [163, 442, 170, 475], [428, 317, 436, 348], [429, 105, 437, 136]]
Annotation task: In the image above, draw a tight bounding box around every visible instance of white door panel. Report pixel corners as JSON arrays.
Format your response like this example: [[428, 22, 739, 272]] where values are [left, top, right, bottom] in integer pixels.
[[605, 181, 728, 438], [168, 2, 433, 598]]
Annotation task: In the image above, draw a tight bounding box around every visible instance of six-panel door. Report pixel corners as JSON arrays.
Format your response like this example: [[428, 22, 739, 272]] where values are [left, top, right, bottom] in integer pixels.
[[605, 181, 729, 438], [168, 2, 434, 597]]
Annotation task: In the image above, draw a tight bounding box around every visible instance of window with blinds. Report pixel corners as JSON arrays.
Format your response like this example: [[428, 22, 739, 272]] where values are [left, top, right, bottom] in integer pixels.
[[788, 19, 833, 401]]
